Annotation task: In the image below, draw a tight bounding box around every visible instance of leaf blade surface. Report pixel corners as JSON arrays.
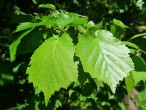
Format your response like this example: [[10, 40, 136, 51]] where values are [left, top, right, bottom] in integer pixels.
[[27, 33, 78, 104], [76, 30, 134, 92]]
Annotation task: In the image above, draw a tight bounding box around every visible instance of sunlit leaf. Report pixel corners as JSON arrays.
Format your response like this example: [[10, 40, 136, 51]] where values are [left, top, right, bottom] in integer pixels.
[[113, 19, 129, 28], [76, 29, 134, 92], [27, 33, 78, 105]]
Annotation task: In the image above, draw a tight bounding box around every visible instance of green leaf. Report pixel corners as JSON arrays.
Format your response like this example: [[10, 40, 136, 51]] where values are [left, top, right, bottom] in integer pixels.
[[15, 19, 56, 32], [123, 41, 139, 50], [76, 30, 134, 93], [113, 19, 129, 28], [129, 33, 146, 40], [132, 71, 146, 84], [129, 49, 137, 55], [39, 4, 56, 10], [78, 25, 87, 34], [56, 13, 88, 29], [56, 13, 72, 29], [40, 18, 57, 27], [131, 55, 146, 71], [27, 33, 78, 105], [9, 28, 34, 61], [125, 72, 135, 95], [15, 22, 38, 32], [69, 13, 88, 25], [16, 13, 87, 32], [138, 26, 146, 30]]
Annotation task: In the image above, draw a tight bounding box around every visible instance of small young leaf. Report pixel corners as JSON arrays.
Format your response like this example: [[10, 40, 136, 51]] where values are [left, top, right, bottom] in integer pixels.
[[39, 4, 56, 10], [123, 41, 139, 50], [129, 33, 146, 40], [15, 18, 56, 32], [113, 19, 129, 28], [76, 30, 134, 93], [15, 22, 38, 32], [27, 33, 78, 105], [138, 26, 146, 30], [125, 72, 135, 95]]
